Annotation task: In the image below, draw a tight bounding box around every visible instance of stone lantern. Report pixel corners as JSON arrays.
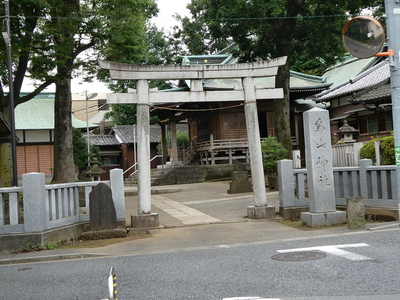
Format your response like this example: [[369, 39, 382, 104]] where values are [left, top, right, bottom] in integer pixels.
[[85, 158, 106, 181], [334, 120, 359, 143]]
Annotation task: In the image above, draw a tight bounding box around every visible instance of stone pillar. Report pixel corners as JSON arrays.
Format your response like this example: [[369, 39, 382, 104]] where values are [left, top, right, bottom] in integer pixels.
[[132, 80, 159, 228], [109, 168, 125, 225], [242, 77, 274, 219], [136, 79, 151, 215], [300, 107, 346, 227], [23, 172, 48, 232], [359, 159, 373, 199], [278, 159, 295, 207]]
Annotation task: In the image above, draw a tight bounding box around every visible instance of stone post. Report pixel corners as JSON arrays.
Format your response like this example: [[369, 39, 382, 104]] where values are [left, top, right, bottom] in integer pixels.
[[300, 107, 346, 227], [359, 159, 373, 199], [347, 196, 365, 229], [278, 159, 295, 207], [23, 172, 48, 232], [242, 76, 275, 219], [109, 169, 126, 226]]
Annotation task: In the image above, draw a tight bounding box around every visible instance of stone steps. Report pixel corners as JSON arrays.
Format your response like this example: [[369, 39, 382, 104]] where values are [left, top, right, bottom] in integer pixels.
[[125, 167, 173, 186]]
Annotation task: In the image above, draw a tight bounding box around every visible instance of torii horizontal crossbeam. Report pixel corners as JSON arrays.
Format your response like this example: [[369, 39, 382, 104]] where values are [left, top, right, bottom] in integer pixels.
[[107, 88, 284, 104], [99, 57, 287, 80]]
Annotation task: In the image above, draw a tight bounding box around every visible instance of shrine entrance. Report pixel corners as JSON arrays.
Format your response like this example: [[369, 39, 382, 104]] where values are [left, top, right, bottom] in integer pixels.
[[100, 57, 287, 227]]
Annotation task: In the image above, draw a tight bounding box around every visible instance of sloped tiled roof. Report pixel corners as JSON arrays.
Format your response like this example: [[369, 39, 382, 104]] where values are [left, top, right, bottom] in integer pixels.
[[15, 93, 98, 130], [88, 135, 119, 146], [112, 124, 188, 144], [111, 125, 160, 144], [323, 56, 378, 88], [315, 59, 389, 102], [352, 80, 391, 104], [182, 54, 331, 91]]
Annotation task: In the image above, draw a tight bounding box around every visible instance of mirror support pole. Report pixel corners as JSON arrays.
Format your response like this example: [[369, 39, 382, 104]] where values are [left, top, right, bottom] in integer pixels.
[[385, 0, 400, 222]]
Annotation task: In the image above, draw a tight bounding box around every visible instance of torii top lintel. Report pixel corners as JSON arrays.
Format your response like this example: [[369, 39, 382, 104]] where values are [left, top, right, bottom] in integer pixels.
[[98, 56, 287, 81]]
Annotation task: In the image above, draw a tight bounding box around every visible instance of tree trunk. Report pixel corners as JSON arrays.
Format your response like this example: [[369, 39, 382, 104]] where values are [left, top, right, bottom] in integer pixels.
[[274, 15, 297, 158], [0, 96, 15, 187], [275, 62, 293, 157], [0, 142, 13, 187], [51, 77, 75, 183]]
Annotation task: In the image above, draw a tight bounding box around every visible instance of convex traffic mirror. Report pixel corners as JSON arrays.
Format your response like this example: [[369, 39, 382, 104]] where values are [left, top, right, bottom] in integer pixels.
[[342, 15, 385, 59]]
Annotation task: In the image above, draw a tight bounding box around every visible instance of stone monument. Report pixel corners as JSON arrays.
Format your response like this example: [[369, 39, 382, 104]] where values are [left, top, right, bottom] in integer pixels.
[[82, 182, 126, 239], [300, 107, 346, 227], [227, 160, 253, 194]]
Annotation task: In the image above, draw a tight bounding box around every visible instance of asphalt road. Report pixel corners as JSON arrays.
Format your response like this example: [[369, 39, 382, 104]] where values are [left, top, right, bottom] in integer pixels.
[[1, 228, 400, 300]]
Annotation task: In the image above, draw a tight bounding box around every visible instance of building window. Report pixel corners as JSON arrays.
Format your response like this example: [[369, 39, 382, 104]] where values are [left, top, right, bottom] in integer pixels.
[[101, 156, 121, 166], [358, 113, 392, 134]]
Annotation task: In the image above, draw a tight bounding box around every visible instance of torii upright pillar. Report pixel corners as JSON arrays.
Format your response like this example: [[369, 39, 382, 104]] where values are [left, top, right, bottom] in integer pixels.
[[136, 80, 151, 214], [99, 58, 287, 226]]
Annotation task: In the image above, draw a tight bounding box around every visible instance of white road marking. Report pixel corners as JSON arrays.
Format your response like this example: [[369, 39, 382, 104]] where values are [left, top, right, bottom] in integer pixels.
[[277, 243, 372, 261], [151, 195, 222, 225]]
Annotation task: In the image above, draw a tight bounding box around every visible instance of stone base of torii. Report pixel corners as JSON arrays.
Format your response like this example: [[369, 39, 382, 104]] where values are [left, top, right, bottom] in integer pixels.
[[100, 58, 287, 227]]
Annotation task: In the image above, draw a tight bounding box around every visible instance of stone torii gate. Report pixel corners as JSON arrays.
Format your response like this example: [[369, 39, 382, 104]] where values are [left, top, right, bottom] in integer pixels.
[[99, 57, 287, 227]]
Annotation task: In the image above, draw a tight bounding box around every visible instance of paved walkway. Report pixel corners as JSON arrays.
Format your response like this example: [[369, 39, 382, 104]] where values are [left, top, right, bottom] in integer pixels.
[[0, 180, 395, 264]]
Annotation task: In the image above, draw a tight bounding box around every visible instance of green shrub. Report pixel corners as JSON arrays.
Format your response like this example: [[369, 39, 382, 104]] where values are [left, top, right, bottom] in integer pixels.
[[261, 137, 289, 174], [360, 134, 395, 165], [381, 135, 395, 165], [157, 131, 189, 155]]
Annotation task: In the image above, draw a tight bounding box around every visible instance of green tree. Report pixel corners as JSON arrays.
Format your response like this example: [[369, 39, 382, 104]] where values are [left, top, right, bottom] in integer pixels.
[[360, 134, 395, 165], [261, 137, 289, 175], [0, 0, 157, 185], [177, 0, 382, 154], [104, 23, 183, 126], [157, 131, 189, 155], [72, 127, 99, 170], [104, 104, 138, 125]]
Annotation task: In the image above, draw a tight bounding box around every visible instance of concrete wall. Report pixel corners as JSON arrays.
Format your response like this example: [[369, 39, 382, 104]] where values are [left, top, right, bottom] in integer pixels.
[[0, 169, 125, 253], [154, 164, 250, 185]]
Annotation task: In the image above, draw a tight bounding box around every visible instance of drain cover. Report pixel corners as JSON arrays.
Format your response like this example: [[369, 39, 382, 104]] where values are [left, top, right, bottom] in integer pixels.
[[272, 251, 326, 261]]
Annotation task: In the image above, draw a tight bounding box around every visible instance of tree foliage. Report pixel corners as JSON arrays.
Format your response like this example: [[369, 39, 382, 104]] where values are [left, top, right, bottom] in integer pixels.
[[261, 137, 289, 175], [176, 0, 383, 153], [360, 134, 395, 165], [0, 0, 158, 184], [104, 23, 182, 126], [72, 127, 99, 169]]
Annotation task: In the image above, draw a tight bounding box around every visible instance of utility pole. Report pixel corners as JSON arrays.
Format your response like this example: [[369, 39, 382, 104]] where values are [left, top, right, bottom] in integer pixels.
[[2, 0, 18, 186], [85, 92, 98, 167], [385, 0, 400, 219]]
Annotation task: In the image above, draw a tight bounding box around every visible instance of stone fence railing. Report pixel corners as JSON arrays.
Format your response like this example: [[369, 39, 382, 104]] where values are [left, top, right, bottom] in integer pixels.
[[278, 159, 398, 220], [0, 169, 125, 235]]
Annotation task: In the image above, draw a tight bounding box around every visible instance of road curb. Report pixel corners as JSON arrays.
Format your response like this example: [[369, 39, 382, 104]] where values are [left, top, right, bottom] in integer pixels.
[[0, 253, 107, 265]]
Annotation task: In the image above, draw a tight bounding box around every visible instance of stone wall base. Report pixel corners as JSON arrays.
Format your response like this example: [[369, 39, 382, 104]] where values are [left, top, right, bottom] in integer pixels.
[[0, 219, 125, 254], [301, 211, 346, 227], [131, 213, 159, 228], [247, 206, 276, 219], [279, 206, 309, 220]]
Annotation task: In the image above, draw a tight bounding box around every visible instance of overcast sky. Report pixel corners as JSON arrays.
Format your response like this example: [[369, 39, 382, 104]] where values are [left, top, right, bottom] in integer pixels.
[[153, 0, 191, 30]]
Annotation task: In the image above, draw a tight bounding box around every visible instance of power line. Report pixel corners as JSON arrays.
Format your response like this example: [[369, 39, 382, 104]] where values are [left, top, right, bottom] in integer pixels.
[[0, 13, 353, 22]]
